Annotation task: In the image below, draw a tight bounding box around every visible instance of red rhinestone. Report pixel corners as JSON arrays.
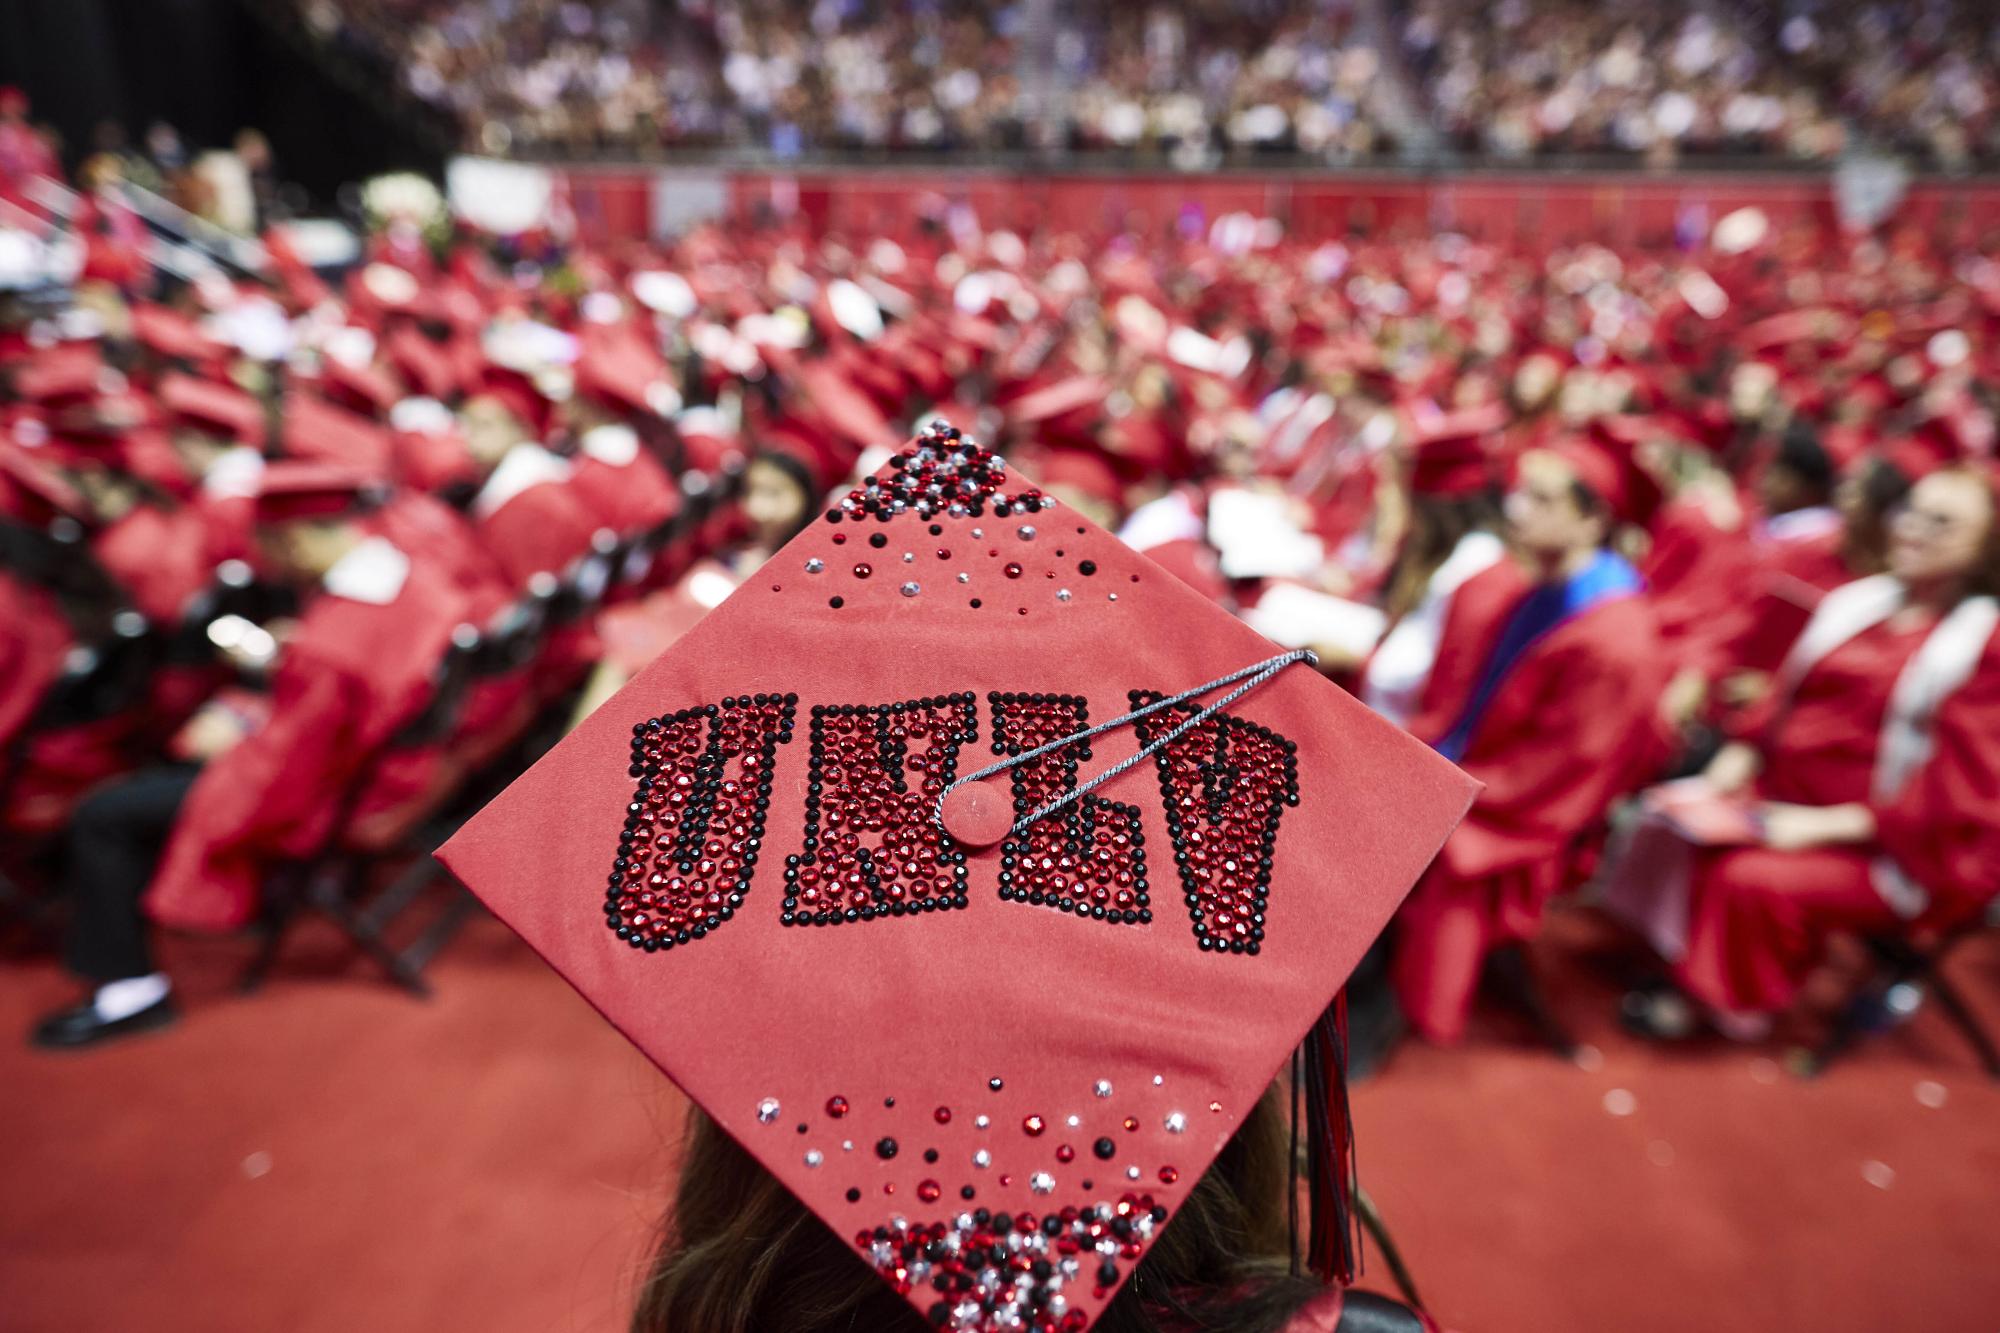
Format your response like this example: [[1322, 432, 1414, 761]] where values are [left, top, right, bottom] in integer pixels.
[[832, 532, 846, 544], [1023, 1115, 1046, 1137], [1004, 562, 1023, 579], [1056, 1144, 1075, 1163], [826, 1096, 850, 1119], [1159, 1166, 1179, 1184], [852, 563, 872, 579], [934, 1106, 952, 1125], [917, 1179, 942, 1203]]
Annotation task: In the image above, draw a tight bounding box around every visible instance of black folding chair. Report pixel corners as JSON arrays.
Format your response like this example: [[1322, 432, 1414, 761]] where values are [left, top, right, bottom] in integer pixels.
[[1801, 903, 2000, 1080]]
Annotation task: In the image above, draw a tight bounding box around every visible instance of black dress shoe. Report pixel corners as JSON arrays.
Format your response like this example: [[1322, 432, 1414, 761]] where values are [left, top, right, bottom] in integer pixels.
[[30, 996, 179, 1050]]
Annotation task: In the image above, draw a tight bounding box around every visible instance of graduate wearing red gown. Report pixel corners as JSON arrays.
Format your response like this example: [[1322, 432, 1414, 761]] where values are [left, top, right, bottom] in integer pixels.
[[1606, 466, 2000, 1026], [144, 481, 474, 934], [30, 465, 474, 1049], [1393, 441, 1670, 1043], [1361, 411, 1527, 746]]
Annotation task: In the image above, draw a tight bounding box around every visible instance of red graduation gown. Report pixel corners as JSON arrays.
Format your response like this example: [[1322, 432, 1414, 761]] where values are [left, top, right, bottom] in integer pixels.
[[1642, 497, 1760, 684], [0, 571, 70, 752], [1393, 592, 1669, 1042], [143, 553, 471, 932], [91, 497, 252, 625], [1386, 558, 1532, 748], [1673, 620, 2000, 1015], [567, 446, 682, 539]]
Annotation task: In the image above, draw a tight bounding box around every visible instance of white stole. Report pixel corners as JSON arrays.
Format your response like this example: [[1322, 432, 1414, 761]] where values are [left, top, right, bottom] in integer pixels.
[[1772, 575, 1999, 916], [1362, 530, 1506, 729]]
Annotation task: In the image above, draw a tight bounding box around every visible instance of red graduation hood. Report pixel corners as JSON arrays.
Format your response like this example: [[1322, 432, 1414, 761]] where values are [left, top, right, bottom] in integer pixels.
[[437, 424, 1473, 1333]]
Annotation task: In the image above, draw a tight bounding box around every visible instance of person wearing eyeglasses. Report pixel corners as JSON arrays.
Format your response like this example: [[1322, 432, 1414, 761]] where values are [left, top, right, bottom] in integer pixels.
[[1609, 463, 2000, 1040]]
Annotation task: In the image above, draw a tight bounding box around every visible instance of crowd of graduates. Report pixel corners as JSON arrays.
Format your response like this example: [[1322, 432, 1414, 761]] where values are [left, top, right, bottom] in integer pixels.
[[290, 0, 2000, 165], [5, 121, 2000, 1053]]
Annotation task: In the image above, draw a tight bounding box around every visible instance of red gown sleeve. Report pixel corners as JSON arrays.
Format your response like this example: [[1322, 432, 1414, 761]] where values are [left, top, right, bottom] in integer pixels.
[[1870, 649, 2000, 924]]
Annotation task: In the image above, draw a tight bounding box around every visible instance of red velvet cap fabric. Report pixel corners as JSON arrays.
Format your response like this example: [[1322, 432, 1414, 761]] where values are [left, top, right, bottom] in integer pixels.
[[436, 424, 1474, 1333], [159, 372, 266, 447], [252, 459, 382, 522], [1407, 403, 1506, 497]]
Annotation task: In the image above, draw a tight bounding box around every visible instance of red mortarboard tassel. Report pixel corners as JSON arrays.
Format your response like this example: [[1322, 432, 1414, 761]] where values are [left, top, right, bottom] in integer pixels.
[[437, 422, 1474, 1333]]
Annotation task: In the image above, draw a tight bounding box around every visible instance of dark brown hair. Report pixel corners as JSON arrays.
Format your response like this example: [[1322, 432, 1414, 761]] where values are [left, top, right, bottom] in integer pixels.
[[1381, 493, 1501, 624], [633, 1085, 1325, 1333]]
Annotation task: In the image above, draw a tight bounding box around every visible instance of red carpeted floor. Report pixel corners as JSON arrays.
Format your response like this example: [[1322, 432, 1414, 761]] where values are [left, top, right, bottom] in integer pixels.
[[3, 904, 1996, 1333]]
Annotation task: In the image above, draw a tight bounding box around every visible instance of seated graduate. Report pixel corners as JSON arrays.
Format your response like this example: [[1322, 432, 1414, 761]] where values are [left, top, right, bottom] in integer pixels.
[[1360, 407, 1525, 745], [30, 463, 472, 1049], [1392, 437, 1669, 1045], [1605, 463, 2000, 1040]]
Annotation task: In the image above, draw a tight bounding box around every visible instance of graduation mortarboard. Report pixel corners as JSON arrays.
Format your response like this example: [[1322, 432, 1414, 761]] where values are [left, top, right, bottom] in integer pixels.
[[437, 423, 1475, 1333], [252, 459, 385, 523], [159, 372, 266, 448], [1407, 403, 1506, 497]]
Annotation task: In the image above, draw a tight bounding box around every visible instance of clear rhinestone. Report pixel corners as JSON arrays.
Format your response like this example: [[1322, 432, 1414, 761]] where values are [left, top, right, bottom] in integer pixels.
[[804, 1150, 823, 1167], [1093, 1080, 1113, 1098], [900, 581, 921, 597], [1056, 589, 1072, 602], [957, 572, 971, 583], [756, 1098, 780, 1123], [1152, 1075, 1165, 1086], [1108, 593, 1118, 601], [1018, 525, 1036, 540], [902, 552, 915, 563], [804, 558, 824, 573], [974, 1115, 990, 1129], [1065, 1115, 1080, 1128], [1125, 1166, 1141, 1180], [973, 1149, 992, 1169], [1029, 1172, 1055, 1194], [971, 528, 984, 538], [1164, 1112, 1187, 1133]]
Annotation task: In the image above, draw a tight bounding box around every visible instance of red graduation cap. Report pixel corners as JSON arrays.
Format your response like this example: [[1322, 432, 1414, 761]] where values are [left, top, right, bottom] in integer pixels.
[[12, 343, 108, 406], [129, 303, 227, 366], [1406, 403, 1506, 497], [253, 459, 386, 523], [159, 372, 266, 448], [436, 423, 1474, 1333], [0, 442, 89, 522], [281, 391, 398, 475], [1539, 432, 1662, 529], [574, 331, 679, 419]]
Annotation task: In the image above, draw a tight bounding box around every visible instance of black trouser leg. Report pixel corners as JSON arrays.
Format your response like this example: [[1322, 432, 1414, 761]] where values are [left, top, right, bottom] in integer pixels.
[[63, 764, 201, 983]]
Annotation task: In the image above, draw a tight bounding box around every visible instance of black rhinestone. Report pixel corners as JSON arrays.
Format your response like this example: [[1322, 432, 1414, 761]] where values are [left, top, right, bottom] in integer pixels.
[[1092, 1137, 1116, 1160], [846, 1187, 862, 1202]]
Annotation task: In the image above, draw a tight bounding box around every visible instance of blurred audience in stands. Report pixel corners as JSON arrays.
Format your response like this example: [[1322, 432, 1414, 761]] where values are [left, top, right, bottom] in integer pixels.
[[280, 0, 2000, 166]]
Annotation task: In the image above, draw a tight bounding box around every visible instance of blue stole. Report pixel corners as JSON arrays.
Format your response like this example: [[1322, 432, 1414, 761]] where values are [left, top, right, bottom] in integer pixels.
[[1434, 550, 1643, 763]]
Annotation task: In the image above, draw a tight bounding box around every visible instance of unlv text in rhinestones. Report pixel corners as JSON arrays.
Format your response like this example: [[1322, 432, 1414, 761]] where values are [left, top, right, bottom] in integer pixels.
[[606, 695, 796, 952], [989, 693, 1150, 926], [857, 1194, 1170, 1333], [1128, 692, 1299, 956], [824, 421, 1050, 525], [783, 695, 979, 927]]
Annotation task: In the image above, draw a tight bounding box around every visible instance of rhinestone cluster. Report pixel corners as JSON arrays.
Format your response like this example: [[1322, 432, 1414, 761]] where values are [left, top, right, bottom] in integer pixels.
[[1128, 693, 1299, 956], [857, 1195, 1170, 1333], [988, 693, 1151, 926], [782, 696, 978, 926], [824, 421, 1052, 525], [606, 696, 796, 950]]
